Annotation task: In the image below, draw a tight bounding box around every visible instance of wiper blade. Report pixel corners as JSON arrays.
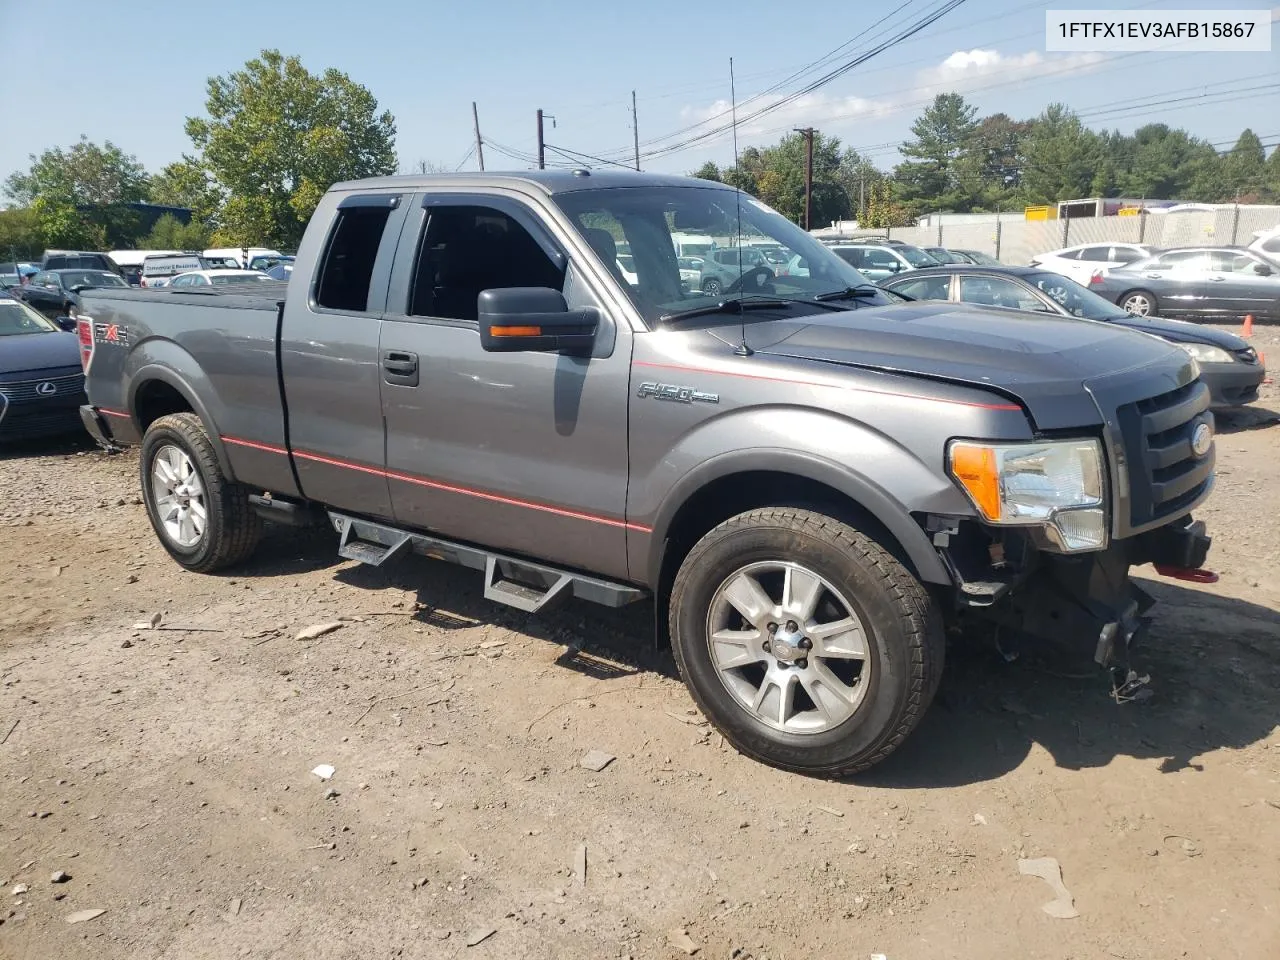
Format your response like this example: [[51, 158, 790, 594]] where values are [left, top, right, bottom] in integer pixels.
[[659, 296, 794, 325], [813, 284, 885, 302]]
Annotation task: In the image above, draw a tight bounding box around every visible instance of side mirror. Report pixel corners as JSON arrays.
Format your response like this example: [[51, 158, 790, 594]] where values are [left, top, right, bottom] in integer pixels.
[[1255, 263, 1273, 276], [478, 287, 598, 355], [55, 315, 76, 331]]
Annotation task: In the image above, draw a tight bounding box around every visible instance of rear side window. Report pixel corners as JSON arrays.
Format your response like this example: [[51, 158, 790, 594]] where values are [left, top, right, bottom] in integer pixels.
[[1076, 246, 1112, 262], [891, 275, 950, 301], [1261, 236, 1280, 254], [316, 206, 395, 312]]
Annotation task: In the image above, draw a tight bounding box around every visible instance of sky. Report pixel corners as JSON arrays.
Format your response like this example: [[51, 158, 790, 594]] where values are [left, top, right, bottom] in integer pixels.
[[1, 0, 1278, 187]]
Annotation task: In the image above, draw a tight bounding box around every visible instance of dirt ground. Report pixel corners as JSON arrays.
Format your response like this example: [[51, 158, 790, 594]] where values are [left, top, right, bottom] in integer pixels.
[[3, 322, 1280, 960]]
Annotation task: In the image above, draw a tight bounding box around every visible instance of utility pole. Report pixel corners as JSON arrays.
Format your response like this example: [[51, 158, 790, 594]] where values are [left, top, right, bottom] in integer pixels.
[[472, 101, 485, 171], [537, 109, 545, 170], [795, 127, 815, 230], [536, 109, 556, 170], [631, 91, 641, 171]]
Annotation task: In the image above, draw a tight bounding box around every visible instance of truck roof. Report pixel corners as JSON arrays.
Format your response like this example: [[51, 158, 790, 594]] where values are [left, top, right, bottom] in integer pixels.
[[330, 170, 737, 196]]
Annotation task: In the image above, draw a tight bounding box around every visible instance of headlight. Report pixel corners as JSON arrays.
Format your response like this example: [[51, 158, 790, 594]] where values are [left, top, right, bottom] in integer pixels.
[[948, 438, 1108, 552], [1177, 342, 1233, 364]]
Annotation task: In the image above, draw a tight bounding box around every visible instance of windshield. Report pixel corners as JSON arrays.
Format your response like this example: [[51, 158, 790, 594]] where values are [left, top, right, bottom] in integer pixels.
[[898, 245, 941, 267], [0, 298, 60, 335], [553, 185, 888, 324], [61, 270, 126, 289], [1025, 271, 1128, 320]]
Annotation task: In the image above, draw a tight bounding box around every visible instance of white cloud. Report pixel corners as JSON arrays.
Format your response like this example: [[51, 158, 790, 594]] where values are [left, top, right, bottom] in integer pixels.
[[671, 47, 1108, 158], [914, 48, 1107, 99]]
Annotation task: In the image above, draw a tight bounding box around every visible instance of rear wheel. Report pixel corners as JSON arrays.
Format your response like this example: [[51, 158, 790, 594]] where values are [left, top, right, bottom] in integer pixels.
[[702, 277, 723, 296], [1120, 290, 1157, 316], [669, 507, 944, 776], [140, 413, 262, 572]]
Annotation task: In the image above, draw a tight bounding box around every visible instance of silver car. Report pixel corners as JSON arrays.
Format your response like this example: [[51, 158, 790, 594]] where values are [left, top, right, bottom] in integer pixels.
[[1094, 247, 1280, 320]]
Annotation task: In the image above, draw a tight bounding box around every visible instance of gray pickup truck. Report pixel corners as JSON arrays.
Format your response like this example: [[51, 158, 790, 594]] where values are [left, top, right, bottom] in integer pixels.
[[76, 171, 1215, 775]]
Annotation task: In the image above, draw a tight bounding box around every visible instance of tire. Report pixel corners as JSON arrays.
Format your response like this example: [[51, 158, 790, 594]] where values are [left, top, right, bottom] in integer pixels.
[[139, 412, 262, 572], [669, 507, 944, 776], [702, 278, 723, 296], [1120, 289, 1157, 317]]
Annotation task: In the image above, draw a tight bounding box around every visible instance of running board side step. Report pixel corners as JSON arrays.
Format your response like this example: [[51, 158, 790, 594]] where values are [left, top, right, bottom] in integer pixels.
[[328, 512, 647, 612]]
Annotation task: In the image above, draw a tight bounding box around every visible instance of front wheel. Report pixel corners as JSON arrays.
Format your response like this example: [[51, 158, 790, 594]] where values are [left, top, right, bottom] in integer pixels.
[[669, 507, 944, 776], [140, 412, 262, 572], [1120, 290, 1157, 316], [702, 277, 723, 296]]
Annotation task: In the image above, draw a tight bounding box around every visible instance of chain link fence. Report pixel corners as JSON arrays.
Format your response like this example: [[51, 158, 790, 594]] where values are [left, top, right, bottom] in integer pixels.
[[822, 206, 1280, 263]]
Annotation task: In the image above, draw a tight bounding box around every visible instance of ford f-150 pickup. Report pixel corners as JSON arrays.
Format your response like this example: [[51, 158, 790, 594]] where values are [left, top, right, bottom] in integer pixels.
[[75, 171, 1215, 775]]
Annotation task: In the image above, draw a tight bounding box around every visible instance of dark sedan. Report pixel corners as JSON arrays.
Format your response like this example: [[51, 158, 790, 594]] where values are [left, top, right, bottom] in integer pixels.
[[15, 269, 129, 321], [881, 265, 1265, 410], [0, 296, 88, 441], [1089, 246, 1280, 320]]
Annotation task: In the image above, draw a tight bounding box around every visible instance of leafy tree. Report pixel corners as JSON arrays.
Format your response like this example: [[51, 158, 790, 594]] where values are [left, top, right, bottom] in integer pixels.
[[1267, 145, 1280, 199], [862, 180, 912, 228], [149, 158, 223, 228], [1019, 104, 1104, 205], [893, 93, 979, 214], [1219, 129, 1268, 202], [186, 49, 397, 248], [0, 207, 45, 260], [691, 161, 722, 182], [142, 213, 210, 251], [3, 137, 150, 248], [1113, 124, 1218, 200]]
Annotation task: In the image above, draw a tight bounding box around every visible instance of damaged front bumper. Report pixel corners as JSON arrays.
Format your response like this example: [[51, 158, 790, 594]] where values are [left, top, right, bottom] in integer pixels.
[[938, 513, 1211, 669]]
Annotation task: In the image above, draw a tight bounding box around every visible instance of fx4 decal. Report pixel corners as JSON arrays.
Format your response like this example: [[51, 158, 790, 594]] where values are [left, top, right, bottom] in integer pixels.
[[93, 321, 129, 346]]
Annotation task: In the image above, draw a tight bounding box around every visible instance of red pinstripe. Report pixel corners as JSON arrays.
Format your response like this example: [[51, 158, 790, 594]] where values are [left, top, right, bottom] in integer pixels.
[[631, 360, 1023, 411], [223, 435, 650, 533], [99, 407, 131, 419]]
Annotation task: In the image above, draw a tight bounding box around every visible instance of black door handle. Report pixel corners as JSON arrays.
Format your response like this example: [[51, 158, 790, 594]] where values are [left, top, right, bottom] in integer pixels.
[[382, 350, 419, 386]]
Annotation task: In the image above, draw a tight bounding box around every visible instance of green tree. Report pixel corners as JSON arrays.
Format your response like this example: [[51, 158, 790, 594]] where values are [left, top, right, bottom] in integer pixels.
[[186, 49, 397, 248], [1019, 104, 1104, 205], [691, 161, 722, 182], [862, 180, 912, 228], [892, 93, 980, 214], [0, 207, 45, 260], [1219, 129, 1268, 201], [1267, 145, 1280, 198], [141, 213, 211, 251], [949, 113, 1030, 210], [149, 158, 223, 228], [3, 137, 150, 247], [1113, 124, 1218, 200]]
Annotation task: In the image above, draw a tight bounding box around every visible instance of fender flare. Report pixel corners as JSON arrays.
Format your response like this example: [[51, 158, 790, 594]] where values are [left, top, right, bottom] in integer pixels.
[[645, 447, 953, 587], [128, 364, 236, 481]]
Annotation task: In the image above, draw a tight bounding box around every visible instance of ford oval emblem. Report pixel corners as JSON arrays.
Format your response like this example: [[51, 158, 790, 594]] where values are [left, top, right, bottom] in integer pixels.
[[1191, 421, 1213, 458]]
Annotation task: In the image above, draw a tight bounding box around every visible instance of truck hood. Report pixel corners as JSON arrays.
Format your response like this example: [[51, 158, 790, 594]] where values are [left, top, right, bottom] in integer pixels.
[[742, 301, 1189, 429], [0, 330, 81, 376]]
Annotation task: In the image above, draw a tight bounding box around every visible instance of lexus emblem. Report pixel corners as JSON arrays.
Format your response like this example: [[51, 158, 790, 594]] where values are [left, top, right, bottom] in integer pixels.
[[35, 381, 57, 396], [1190, 421, 1213, 458]]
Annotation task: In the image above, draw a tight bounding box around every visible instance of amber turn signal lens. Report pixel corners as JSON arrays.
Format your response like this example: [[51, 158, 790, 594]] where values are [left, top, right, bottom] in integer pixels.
[[949, 443, 1002, 522], [490, 325, 542, 338]]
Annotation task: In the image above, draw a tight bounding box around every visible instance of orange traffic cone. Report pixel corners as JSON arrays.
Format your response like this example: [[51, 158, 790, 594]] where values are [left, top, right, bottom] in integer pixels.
[[1242, 314, 1254, 337]]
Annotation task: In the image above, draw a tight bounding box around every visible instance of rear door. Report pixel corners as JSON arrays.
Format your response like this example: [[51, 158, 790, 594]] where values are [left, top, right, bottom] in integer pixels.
[[376, 192, 633, 580], [278, 192, 409, 519]]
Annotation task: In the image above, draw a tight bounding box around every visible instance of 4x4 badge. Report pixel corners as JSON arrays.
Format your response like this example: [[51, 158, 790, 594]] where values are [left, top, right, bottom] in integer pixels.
[[636, 382, 719, 404]]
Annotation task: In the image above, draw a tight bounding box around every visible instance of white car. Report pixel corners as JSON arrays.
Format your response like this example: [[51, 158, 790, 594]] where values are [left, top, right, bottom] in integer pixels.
[[167, 269, 277, 288], [1029, 242, 1157, 285], [1248, 226, 1280, 259]]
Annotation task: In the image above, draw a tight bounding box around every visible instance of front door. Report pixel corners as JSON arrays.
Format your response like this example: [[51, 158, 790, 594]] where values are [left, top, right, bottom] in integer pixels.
[[377, 193, 633, 581], [1211, 250, 1280, 319]]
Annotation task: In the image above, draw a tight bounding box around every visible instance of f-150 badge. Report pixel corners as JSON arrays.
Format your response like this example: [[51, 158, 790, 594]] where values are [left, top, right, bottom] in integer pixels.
[[636, 382, 719, 404]]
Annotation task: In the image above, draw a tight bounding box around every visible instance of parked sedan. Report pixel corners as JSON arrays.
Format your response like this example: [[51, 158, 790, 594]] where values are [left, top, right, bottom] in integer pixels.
[[698, 247, 773, 295], [167, 269, 278, 287], [1030, 242, 1158, 285], [881, 265, 1266, 410], [16, 269, 129, 320], [0, 296, 87, 441], [947, 248, 1002, 266], [1091, 247, 1280, 321]]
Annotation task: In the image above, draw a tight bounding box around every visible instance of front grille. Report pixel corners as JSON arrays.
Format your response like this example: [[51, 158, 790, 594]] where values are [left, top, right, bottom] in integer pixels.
[[0, 406, 83, 440], [0, 373, 85, 404], [1117, 379, 1214, 528]]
